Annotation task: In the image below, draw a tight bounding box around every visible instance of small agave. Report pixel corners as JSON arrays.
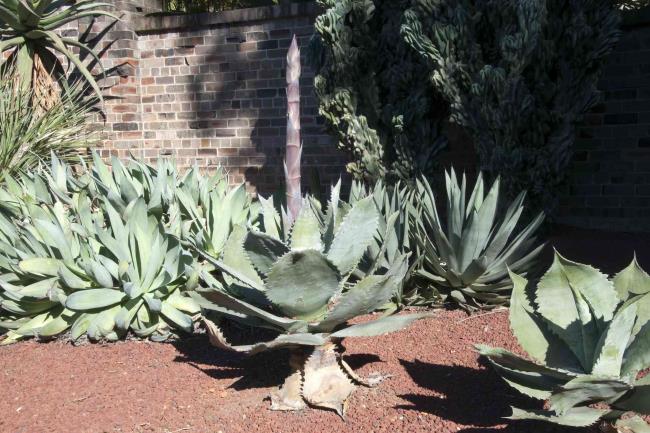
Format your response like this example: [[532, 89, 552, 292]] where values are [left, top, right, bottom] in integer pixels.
[[191, 191, 430, 416], [478, 253, 650, 432], [414, 169, 545, 311]]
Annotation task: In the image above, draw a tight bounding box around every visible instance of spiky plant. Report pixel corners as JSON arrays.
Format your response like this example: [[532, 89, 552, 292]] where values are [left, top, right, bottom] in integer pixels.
[[191, 194, 430, 416], [478, 253, 650, 432], [413, 170, 545, 311], [0, 67, 97, 181], [0, 0, 118, 104]]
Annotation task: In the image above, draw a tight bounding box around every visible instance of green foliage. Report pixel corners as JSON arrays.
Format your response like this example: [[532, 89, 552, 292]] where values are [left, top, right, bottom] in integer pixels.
[[413, 170, 545, 311], [478, 253, 650, 431], [0, 154, 254, 344], [191, 186, 430, 415], [0, 0, 118, 99], [309, 0, 448, 183], [401, 0, 621, 213], [0, 67, 97, 183]]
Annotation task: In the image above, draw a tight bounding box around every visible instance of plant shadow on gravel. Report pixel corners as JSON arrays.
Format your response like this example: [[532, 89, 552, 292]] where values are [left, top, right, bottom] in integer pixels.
[[397, 359, 593, 433]]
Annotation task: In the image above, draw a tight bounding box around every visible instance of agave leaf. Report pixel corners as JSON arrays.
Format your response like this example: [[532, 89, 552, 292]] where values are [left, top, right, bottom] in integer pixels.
[[622, 318, 650, 379], [243, 230, 289, 276], [194, 289, 307, 332], [614, 256, 650, 301], [65, 288, 125, 311], [477, 345, 577, 400], [222, 225, 264, 288], [19, 257, 60, 276], [536, 252, 618, 370], [114, 298, 144, 330], [331, 312, 432, 338], [70, 313, 92, 341], [327, 196, 379, 275], [592, 303, 638, 377], [290, 203, 323, 251], [37, 310, 77, 337], [160, 303, 192, 333], [508, 271, 582, 372], [317, 254, 408, 332], [615, 375, 650, 414], [507, 407, 607, 427], [459, 178, 499, 270], [265, 250, 340, 321], [86, 304, 121, 341], [549, 376, 632, 415], [203, 318, 326, 355], [259, 196, 281, 240]]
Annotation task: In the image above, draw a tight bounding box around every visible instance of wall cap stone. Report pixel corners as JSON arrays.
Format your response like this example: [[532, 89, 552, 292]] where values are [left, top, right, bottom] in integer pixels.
[[134, 2, 320, 33]]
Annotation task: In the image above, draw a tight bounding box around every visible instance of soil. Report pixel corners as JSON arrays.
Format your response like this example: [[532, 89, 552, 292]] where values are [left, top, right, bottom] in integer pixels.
[[0, 227, 649, 433]]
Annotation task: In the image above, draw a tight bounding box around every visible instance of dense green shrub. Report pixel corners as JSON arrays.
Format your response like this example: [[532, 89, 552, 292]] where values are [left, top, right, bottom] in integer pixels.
[[312, 0, 621, 215], [309, 0, 448, 183], [479, 253, 650, 431], [402, 0, 621, 214]]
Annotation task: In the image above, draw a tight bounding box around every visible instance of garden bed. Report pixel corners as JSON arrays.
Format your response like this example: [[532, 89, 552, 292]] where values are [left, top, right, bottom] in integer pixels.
[[0, 309, 606, 433], [1, 229, 649, 433]]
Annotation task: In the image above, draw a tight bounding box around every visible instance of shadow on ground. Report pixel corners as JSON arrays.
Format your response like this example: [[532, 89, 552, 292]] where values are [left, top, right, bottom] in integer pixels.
[[397, 359, 593, 433]]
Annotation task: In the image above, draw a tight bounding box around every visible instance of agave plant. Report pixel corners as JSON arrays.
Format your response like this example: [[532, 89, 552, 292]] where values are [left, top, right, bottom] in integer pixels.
[[413, 170, 545, 311], [191, 193, 430, 416], [478, 253, 650, 432], [0, 0, 118, 101]]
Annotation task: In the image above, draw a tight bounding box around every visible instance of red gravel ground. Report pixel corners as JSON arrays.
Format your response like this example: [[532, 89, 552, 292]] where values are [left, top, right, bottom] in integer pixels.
[[0, 310, 599, 433], [0, 227, 648, 433]]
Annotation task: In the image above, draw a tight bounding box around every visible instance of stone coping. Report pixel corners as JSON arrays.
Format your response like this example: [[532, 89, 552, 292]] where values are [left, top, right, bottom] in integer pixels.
[[134, 2, 320, 33]]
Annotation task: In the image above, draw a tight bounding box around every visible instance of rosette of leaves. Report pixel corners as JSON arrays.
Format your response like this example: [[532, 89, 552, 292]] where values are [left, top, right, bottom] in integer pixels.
[[175, 166, 255, 258], [413, 169, 545, 311], [191, 194, 430, 416], [0, 0, 118, 103], [478, 253, 650, 432]]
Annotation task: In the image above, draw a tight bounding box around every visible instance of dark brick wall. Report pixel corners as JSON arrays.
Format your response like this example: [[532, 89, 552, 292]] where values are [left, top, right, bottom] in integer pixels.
[[558, 11, 650, 232]]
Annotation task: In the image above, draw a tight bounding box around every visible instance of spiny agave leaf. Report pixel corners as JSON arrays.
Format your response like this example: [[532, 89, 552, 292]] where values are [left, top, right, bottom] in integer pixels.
[[477, 345, 577, 400], [290, 203, 323, 251], [615, 375, 650, 414], [19, 257, 60, 276], [203, 318, 326, 355], [622, 318, 650, 379], [508, 271, 583, 372], [536, 252, 618, 371], [330, 312, 433, 338], [459, 177, 500, 270], [265, 250, 340, 320], [507, 407, 607, 427], [243, 230, 289, 276], [327, 196, 379, 275], [614, 256, 650, 301], [259, 196, 281, 240], [194, 289, 307, 332], [195, 248, 265, 293], [65, 289, 125, 311], [549, 376, 632, 415], [592, 303, 638, 377], [317, 254, 409, 332], [222, 225, 264, 288]]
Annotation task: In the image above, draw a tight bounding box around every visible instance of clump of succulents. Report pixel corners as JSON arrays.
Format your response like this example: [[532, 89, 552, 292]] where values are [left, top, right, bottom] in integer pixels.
[[413, 169, 545, 311], [191, 191, 430, 416], [478, 253, 650, 432], [0, 153, 254, 344]]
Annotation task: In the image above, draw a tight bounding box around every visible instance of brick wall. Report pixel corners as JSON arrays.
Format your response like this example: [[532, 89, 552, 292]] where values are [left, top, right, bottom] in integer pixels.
[[86, 2, 649, 231], [557, 10, 650, 232], [93, 1, 346, 192]]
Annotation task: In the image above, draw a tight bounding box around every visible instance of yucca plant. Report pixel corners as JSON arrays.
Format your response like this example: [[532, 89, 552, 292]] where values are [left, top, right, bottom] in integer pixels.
[[478, 253, 650, 432], [190, 192, 430, 416], [0, 0, 118, 105], [0, 67, 97, 182], [413, 169, 545, 311]]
